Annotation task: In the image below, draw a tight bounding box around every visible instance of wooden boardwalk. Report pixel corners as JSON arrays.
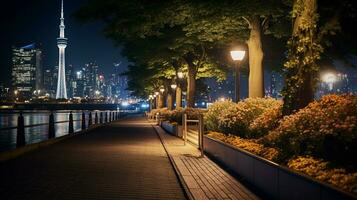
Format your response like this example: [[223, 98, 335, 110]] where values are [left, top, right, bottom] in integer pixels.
[[154, 125, 260, 200], [0, 116, 186, 200]]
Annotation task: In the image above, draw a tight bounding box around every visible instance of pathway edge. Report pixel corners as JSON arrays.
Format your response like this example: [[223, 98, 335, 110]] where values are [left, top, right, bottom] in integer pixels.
[[152, 124, 194, 200]]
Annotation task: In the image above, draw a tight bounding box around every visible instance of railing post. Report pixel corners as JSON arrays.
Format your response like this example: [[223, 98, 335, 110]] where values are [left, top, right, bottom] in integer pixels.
[[199, 114, 204, 157], [16, 111, 25, 148], [95, 112, 98, 124], [81, 112, 86, 130], [109, 112, 112, 122], [88, 112, 92, 128], [112, 112, 115, 121], [69, 111, 74, 134], [184, 114, 187, 145], [48, 112, 55, 139]]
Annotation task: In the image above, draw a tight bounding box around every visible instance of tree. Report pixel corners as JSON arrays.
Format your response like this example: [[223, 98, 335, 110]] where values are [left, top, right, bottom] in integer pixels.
[[160, 0, 290, 98], [76, 1, 227, 107], [282, 0, 357, 115]]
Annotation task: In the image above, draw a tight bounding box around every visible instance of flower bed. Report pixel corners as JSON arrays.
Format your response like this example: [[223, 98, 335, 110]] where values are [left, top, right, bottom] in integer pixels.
[[204, 95, 357, 195], [207, 131, 279, 161]]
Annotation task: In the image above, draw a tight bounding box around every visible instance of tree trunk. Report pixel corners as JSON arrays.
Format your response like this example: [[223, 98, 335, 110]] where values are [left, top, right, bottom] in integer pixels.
[[167, 92, 173, 110], [282, 0, 318, 115], [149, 99, 153, 111], [175, 85, 182, 108], [155, 97, 158, 109], [186, 65, 196, 108], [247, 16, 264, 98], [293, 0, 316, 108], [158, 94, 164, 108]]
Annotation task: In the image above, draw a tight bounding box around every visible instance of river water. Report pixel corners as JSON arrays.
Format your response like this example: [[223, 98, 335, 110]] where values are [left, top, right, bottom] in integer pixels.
[[0, 110, 117, 152]]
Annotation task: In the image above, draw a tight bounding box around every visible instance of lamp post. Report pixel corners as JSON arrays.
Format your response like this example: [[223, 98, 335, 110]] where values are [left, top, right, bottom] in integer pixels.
[[230, 50, 246, 102], [176, 72, 184, 108], [158, 88, 165, 108]]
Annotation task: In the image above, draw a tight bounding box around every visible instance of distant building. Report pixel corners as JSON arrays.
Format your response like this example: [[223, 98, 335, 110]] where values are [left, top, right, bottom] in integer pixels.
[[0, 84, 9, 100], [43, 68, 56, 97], [83, 62, 99, 98], [73, 70, 85, 98], [66, 64, 74, 98], [11, 43, 43, 99], [56, 0, 68, 99]]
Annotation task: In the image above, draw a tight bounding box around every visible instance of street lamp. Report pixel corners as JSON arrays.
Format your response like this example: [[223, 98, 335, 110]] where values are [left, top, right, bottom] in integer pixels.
[[322, 72, 337, 91], [160, 88, 165, 93], [155, 91, 159, 96], [177, 72, 184, 79], [230, 49, 246, 102], [171, 84, 177, 90]]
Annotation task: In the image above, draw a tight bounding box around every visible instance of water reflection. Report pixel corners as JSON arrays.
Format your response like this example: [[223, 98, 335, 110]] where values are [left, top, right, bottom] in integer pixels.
[[0, 111, 112, 152]]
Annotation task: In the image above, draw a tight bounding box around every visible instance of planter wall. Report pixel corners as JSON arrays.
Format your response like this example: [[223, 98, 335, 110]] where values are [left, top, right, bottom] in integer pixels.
[[161, 121, 183, 138], [204, 136, 356, 200]]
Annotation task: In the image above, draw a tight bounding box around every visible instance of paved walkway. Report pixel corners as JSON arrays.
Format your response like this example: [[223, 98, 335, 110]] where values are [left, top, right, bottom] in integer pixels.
[[0, 115, 186, 200], [153, 125, 260, 200]]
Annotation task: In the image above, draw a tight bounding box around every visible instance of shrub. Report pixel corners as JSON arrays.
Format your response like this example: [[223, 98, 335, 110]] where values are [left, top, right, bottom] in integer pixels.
[[262, 94, 357, 165], [288, 156, 357, 194], [249, 102, 283, 138], [217, 98, 281, 138], [207, 131, 279, 161], [153, 107, 204, 125], [204, 100, 236, 131]]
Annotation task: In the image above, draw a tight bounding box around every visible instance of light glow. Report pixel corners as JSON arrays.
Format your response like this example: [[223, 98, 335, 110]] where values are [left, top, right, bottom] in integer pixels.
[[230, 50, 246, 61], [177, 72, 184, 79], [171, 84, 177, 89], [322, 73, 337, 84]]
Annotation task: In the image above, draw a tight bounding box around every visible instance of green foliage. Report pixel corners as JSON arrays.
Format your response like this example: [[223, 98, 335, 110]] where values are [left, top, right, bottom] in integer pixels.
[[205, 98, 281, 138], [204, 100, 236, 131]]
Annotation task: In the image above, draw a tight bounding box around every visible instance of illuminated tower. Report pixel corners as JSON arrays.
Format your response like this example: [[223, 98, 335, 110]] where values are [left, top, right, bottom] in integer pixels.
[[56, 0, 68, 99]]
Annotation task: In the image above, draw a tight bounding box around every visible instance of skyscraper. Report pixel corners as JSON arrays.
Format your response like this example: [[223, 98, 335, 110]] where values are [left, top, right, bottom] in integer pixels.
[[83, 62, 99, 98], [56, 0, 68, 99], [11, 43, 43, 99]]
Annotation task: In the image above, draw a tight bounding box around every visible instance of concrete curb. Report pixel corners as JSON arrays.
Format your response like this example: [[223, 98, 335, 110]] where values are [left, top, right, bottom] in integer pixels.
[[152, 124, 194, 200]]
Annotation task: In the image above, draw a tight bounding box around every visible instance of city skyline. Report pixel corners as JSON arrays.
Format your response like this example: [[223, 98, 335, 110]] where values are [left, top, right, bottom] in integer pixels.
[[0, 0, 129, 87]]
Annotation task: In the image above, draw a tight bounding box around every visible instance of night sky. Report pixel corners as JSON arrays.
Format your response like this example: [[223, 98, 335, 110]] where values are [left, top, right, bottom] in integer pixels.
[[0, 0, 128, 86]]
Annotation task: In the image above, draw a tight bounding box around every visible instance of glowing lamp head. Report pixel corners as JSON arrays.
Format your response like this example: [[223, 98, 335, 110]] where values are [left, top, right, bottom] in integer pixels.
[[322, 73, 337, 84], [171, 84, 177, 89], [160, 88, 165, 93], [219, 97, 226, 102], [177, 72, 184, 79], [155, 92, 159, 96], [230, 50, 246, 61]]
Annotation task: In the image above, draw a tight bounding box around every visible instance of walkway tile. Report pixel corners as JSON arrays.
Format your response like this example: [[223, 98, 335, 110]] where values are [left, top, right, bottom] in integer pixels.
[[153, 125, 260, 200]]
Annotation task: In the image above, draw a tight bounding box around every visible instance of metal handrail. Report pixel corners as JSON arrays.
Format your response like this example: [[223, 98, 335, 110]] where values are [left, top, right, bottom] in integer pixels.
[[186, 119, 199, 123], [0, 119, 83, 132], [0, 111, 116, 131]]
